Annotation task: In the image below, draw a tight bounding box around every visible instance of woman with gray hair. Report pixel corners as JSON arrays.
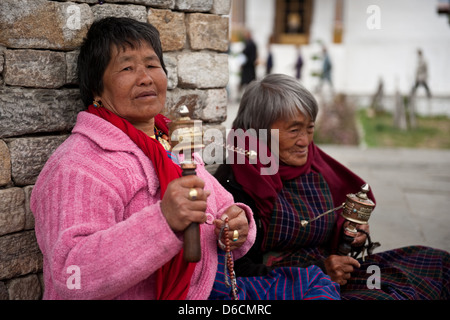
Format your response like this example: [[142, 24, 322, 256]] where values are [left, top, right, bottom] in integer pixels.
[[233, 73, 318, 132], [215, 73, 450, 300]]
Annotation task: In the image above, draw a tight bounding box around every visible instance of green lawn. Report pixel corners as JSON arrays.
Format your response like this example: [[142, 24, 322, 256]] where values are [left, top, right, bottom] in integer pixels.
[[357, 109, 450, 149]]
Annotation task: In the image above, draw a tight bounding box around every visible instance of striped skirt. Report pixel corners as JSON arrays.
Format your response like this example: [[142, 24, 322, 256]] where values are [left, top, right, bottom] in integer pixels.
[[342, 245, 450, 300], [261, 173, 450, 300], [208, 250, 340, 300]]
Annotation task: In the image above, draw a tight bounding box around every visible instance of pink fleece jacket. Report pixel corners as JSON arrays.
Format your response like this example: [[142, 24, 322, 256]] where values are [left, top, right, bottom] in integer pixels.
[[30, 112, 256, 300]]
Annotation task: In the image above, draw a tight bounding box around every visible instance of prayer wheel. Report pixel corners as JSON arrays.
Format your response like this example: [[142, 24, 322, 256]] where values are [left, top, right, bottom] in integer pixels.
[[338, 184, 375, 256], [169, 105, 204, 262]]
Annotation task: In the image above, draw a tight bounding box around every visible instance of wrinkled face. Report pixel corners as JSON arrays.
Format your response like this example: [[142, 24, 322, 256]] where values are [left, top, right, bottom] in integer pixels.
[[271, 111, 315, 166], [95, 42, 167, 128]]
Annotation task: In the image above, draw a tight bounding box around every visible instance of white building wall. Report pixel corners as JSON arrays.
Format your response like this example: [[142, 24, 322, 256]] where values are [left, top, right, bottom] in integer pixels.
[[238, 0, 450, 101], [339, 0, 450, 96]]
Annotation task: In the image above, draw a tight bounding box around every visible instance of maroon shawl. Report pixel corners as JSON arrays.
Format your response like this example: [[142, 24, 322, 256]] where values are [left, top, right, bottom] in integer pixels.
[[230, 133, 375, 251]]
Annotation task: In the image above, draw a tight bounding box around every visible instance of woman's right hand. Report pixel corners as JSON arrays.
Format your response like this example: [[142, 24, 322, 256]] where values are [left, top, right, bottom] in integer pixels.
[[160, 175, 210, 232], [324, 255, 361, 286]]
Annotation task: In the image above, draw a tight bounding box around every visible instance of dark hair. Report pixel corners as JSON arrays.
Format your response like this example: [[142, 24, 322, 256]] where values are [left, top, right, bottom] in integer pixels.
[[77, 17, 167, 107]]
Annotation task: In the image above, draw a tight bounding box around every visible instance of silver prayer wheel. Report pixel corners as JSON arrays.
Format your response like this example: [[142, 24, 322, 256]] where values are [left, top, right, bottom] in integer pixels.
[[341, 184, 375, 225], [169, 105, 205, 156], [338, 184, 375, 256]]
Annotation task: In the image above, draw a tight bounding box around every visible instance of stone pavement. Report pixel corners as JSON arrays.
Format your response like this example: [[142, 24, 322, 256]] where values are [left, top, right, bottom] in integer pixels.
[[221, 102, 450, 254], [320, 145, 450, 254]]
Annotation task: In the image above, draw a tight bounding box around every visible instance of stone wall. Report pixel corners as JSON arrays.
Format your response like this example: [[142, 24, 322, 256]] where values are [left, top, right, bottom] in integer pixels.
[[0, 0, 231, 299]]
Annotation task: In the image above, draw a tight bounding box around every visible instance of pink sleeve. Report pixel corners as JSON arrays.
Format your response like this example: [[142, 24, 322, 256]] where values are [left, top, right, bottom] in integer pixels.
[[32, 165, 182, 300]]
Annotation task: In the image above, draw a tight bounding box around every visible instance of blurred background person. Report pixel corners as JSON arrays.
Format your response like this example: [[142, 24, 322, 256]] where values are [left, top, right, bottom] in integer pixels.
[[294, 45, 304, 80], [240, 29, 258, 92], [410, 48, 432, 98], [316, 46, 333, 93]]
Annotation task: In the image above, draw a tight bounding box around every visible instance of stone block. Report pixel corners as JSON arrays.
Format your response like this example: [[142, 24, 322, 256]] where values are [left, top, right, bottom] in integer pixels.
[[38, 273, 44, 294], [0, 0, 92, 50], [175, 0, 213, 12], [92, 3, 147, 22], [0, 231, 43, 281], [66, 50, 79, 85], [0, 87, 84, 138], [165, 88, 205, 120], [165, 88, 226, 122], [187, 13, 228, 52], [65, 0, 97, 3], [163, 53, 178, 89], [148, 9, 186, 52], [105, 0, 175, 8], [202, 88, 227, 122], [0, 281, 8, 300], [8, 135, 69, 186], [23, 186, 35, 230], [211, 0, 232, 15], [4, 50, 66, 89], [177, 52, 228, 88], [0, 140, 11, 187], [0, 49, 4, 78], [6, 274, 42, 300], [0, 188, 25, 236]]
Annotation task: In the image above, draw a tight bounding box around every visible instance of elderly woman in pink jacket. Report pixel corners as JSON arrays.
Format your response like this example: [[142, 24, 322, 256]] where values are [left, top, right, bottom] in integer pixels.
[[30, 17, 339, 300]]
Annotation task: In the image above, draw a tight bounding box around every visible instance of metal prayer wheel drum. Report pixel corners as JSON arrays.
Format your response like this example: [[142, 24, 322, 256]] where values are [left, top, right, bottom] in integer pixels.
[[169, 105, 204, 155], [341, 184, 375, 225]]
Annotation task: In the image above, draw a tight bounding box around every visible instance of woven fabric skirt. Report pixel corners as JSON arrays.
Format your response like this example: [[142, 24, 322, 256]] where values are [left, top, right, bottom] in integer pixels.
[[208, 250, 340, 300], [341, 245, 450, 300], [261, 173, 450, 300]]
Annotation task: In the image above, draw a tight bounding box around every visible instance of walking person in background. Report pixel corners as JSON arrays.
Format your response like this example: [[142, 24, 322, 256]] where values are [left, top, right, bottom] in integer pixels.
[[294, 45, 303, 80], [411, 48, 432, 98], [240, 29, 257, 92], [266, 42, 273, 76], [317, 46, 333, 93]]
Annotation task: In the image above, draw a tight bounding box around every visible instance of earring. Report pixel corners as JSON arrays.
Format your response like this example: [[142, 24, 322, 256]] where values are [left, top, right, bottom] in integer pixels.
[[93, 99, 102, 108]]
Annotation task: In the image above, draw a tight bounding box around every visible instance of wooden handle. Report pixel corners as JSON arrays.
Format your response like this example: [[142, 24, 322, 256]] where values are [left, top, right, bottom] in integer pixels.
[[183, 222, 201, 262], [181, 162, 201, 262]]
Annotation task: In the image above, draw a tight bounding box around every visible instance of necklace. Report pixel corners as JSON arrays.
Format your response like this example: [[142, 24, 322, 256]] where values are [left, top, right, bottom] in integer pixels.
[[153, 126, 171, 151]]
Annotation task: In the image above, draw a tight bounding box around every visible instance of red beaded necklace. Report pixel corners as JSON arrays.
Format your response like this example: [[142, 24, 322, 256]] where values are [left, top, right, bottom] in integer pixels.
[[218, 217, 239, 300]]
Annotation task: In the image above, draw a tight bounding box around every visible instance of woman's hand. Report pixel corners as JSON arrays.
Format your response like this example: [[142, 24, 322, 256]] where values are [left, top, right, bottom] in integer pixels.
[[324, 255, 361, 286], [214, 205, 249, 251], [160, 175, 210, 232], [344, 222, 370, 247]]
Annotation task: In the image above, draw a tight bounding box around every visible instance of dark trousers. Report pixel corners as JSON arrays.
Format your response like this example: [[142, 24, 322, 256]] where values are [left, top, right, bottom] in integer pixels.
[[411, 80, 431, 98]]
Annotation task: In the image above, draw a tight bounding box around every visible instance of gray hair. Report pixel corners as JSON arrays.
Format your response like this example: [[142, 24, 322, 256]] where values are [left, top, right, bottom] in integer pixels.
[[232, 74, 318, 131]]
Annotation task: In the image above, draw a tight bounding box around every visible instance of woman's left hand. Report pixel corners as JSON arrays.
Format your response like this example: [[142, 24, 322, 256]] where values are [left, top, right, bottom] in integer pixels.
[[214, 205, 249, 251]]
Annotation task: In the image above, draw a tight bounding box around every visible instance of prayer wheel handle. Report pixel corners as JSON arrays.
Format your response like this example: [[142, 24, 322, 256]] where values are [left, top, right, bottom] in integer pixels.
[[181, 162, 201, 262]]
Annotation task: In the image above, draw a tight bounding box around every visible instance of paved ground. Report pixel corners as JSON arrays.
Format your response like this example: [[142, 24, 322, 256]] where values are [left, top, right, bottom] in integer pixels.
[[222, 102, 450, 254], [320, 145, 450, 253]]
